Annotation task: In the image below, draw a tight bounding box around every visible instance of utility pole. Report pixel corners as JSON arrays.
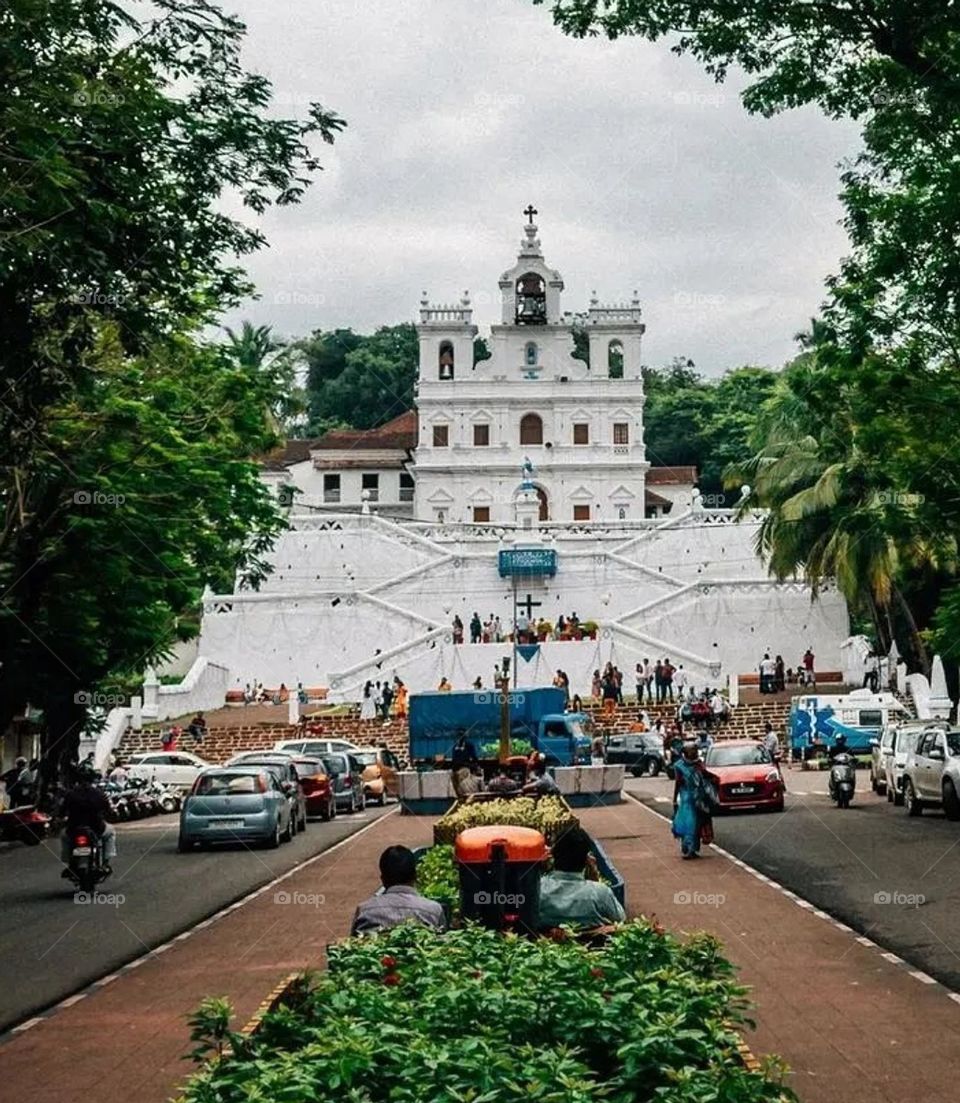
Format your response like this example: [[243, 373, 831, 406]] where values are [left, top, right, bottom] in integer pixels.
[[497, 657, 512, 763]]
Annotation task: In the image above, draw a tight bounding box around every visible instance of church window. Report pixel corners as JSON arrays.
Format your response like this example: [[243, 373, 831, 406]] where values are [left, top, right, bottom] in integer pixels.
[[438, 341, 454, 380], [525, 342, 538, 366], [472, 506, 491, 523], [608, 339, 624, 379], [399, 472, 414, 502], [473, 423, 490, 446], [573, 423, 589, 445], [433, 424, 449, 447], [613, 422, 629, 445], [361, 472, 379, 502], [573, 504, 591, 521], [515, 272, 547, 325], [323, 473, 340, 504], [519, 413, 543, 445]]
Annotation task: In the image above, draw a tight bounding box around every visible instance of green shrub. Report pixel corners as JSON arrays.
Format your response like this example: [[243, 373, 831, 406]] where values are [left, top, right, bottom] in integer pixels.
[[181, 922, 795, 1103]]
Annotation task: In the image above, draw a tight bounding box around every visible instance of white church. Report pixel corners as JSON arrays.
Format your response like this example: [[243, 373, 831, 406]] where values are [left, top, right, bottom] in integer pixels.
[[196, 215, 850, 699]]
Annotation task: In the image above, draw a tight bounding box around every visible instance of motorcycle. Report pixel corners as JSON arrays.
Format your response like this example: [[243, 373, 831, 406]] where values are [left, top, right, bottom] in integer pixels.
[[0, 804, 50, 846], [829, 752, 856, 809], [64, 824, 111, 894]]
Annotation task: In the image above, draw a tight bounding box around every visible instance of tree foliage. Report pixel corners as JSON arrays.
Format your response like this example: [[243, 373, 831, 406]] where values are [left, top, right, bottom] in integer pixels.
[[0, 0, 342, 763]]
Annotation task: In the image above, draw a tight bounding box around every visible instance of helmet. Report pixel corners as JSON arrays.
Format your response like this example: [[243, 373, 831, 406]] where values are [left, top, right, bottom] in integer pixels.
[[835, 733, 847, 748]]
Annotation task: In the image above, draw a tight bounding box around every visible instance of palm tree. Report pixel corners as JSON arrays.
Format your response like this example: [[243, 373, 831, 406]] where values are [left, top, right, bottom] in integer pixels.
[[224, 321, 283, 370]]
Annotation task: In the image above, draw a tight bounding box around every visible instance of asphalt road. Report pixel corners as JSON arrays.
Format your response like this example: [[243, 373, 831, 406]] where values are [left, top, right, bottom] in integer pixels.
[[0, 804, 391, 1033], [627, 768, 960, 990]]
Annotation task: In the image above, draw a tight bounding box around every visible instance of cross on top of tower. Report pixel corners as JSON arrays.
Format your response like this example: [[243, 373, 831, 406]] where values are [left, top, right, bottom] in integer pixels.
[[524, 204, 538, 225]]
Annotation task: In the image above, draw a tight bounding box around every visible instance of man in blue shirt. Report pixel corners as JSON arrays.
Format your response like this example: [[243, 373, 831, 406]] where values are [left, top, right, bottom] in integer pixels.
[[538, 827, 625, 930]]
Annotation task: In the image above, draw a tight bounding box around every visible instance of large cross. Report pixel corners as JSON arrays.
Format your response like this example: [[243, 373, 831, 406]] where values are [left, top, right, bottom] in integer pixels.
[[516, 592, 542, 620], [523, 204, 538, 225]]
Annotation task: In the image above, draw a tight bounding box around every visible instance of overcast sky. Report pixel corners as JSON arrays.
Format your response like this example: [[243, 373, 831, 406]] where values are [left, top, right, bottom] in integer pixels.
[[221, 0, 859, 375]]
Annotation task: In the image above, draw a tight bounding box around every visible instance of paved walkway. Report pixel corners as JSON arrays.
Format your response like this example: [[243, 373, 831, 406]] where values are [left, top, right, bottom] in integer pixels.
[[2, 800, 959, 1102]]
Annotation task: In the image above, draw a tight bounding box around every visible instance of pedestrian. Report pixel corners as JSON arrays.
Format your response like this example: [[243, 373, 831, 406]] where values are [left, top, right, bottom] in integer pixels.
[[635, 662, 644, 705], [360, 681, 377, 721], [662, 658, 675, 703], [654, 659, 664, 703], [759, 652, 776, 694], [613, 666, 624, 705], [802, 648, 816, 686], [642, 658, 653, 703], [243, 682, 254, 705], [380, 680, 394, 719], [674, 664, 688, 700], [591, 669, 602, 700], [671, 741, 716, 859], [452, 614, 464, 644], [601, 671, 618, 717], [450, 729, 480, 798], [570, 693, 583, 713], [470, 611, 482, 644], [392, 677, 408, 720], [187, 711, 206, 745], [774, 655, 785, 692], [763, 721, 780, 762], [437, 676, 452, 692], [591, 730, 605, 765], [493, 616, 502, 642]]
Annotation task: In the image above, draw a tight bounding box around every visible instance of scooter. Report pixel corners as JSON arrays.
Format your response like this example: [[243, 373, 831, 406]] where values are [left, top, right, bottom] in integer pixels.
[[829, 752, 856, 809], [64, 824, 111, 894]]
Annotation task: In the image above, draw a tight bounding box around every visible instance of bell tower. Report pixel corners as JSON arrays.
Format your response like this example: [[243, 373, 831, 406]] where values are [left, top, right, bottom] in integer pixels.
[[498, 206, 564, 326]]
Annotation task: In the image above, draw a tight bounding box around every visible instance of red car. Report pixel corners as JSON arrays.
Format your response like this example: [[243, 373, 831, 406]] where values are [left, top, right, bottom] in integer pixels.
[[704, 740, 785, 812], [288, 756, 337, 821]]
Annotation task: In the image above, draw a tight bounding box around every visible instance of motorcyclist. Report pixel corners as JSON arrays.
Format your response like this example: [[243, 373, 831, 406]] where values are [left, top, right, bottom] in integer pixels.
[[828, 733, 849, 762], [60, 764, 116, 876]]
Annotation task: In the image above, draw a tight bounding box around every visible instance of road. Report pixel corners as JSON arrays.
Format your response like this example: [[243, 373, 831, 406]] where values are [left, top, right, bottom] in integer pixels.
[[627, 767, 960, 990], [0, 805, 391, 1033]]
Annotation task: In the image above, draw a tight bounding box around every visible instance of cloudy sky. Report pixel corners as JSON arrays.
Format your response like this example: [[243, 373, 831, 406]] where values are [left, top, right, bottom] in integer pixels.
[[221, 0, 859, 375]]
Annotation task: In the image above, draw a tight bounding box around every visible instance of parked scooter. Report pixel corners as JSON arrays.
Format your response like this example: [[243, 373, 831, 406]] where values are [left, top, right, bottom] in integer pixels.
[[64, 824, 111, 894], [829, 752, 856, 808]]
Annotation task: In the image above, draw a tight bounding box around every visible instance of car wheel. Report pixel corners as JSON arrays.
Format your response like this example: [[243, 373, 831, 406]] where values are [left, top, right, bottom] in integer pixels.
[[358, 789, 366, 812], [893, 787, 905, 807], [266, 819, 282, 848], [177, 834, 193, 853], [647, 758, 661, 778], [329, 797, 337, 819], [905, 780, 924, 817], [770, 799, 785, 813], [871, 774, 878, 793], [943, 780, 960, 822], [377, 791, 386, 806], [886, 785, 894, 803]]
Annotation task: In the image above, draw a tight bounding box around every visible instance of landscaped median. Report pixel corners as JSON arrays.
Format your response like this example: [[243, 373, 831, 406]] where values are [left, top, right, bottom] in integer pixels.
[[180, 922, 794, 1102]]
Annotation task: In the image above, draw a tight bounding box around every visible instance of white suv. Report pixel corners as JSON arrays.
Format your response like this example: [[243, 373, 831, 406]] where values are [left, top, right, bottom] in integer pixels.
[[273, 737, 359, 758], [872, 721, 925, 805], [902, 726, 960, 819], [126, 751, 210, 790]]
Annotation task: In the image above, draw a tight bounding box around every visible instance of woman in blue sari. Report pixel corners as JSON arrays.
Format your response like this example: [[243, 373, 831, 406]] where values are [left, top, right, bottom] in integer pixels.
[[672, 741, 714, 858]]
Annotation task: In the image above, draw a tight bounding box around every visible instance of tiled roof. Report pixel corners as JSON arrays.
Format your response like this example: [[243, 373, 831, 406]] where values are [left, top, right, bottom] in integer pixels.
[[259, 438, 318, 471], [647, 465, 697, 485], [311, 410, 417, 451], [644, 488, 673, 506]]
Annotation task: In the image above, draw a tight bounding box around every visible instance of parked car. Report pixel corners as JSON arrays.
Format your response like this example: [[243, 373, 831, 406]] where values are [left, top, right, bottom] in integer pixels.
[[225, 753, 308, 833], [351, 747, 401, 805], [286, 755, 336, 821], [871, 720, 926, 804], [273, 737, 360, 757], [902, 726, 960, 819], [179, 767, 293, 850], [126, 751, 210, 790], [704, 740, 785, 813], [603, 732, 665, 777], [322, 752, 366, 813]]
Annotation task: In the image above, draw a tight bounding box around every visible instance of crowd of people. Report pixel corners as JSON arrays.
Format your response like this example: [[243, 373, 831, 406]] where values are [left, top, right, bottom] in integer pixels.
[[359, 677, 409, 721], [758, 648, 816, 694], [453, 611, 598, 645]]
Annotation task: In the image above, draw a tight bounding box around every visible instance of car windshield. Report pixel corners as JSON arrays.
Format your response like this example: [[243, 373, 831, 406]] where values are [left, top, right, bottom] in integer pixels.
[[947, 732, 960, 756], [195, 773, 260, 795], [353, 751, 377, 766], [706, 745, 771, 767], [322, 754, 346, 774], [291, 758, 323, 774]]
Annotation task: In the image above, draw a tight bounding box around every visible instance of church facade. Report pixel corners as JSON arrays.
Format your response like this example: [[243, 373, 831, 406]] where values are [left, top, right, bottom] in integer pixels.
[[264, 216, 694, 520]]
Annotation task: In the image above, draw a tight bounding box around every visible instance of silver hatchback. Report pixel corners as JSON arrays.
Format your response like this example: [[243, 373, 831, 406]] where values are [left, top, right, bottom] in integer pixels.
[[903, 727, 960, 819], [178, 767, 293, 851]]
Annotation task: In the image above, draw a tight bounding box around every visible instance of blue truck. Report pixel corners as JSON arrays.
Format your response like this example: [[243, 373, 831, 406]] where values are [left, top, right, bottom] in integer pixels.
[[408, 686, 592, 767]]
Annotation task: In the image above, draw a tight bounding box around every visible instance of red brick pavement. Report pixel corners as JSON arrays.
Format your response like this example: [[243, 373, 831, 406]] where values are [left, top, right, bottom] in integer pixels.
[[2, 801, 958, 1102]]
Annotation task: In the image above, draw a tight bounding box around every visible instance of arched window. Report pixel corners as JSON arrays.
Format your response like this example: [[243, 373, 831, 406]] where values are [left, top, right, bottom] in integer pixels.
[[524, 342, 538, 366], [438, 340, 454, 380], [607, 339, 624, 379], [519, 413, 543, 445]]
